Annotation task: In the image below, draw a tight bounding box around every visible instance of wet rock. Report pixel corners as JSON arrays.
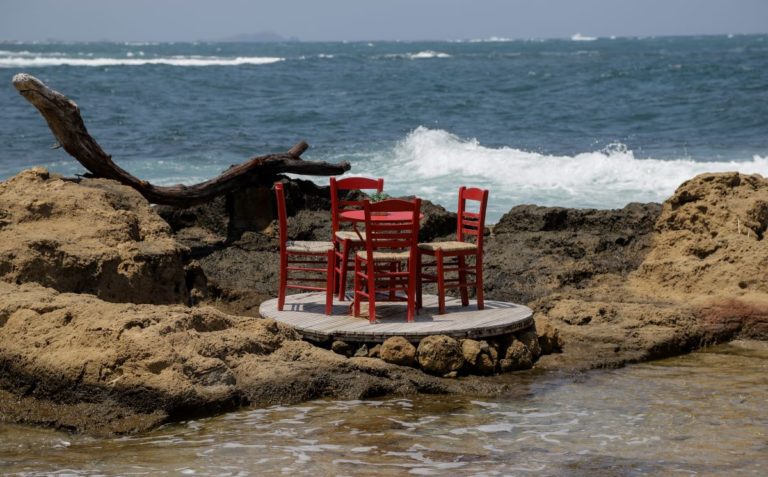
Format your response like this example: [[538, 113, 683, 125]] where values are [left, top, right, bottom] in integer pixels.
[[485, 202, 661, 305], [417, 335, 463, 376], [380, 337, 416, 366], [499, 339, 533, 372], [460, 339, 496, 375], [516, 329, 542, 360]]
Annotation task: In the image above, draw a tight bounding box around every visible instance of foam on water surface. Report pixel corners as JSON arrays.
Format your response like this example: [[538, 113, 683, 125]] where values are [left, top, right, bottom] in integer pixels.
[[0, 55, 284, 67], [355, 127, 768, 220]]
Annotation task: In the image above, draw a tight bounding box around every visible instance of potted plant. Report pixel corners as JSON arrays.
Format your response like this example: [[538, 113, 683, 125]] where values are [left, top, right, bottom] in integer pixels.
[[367, 192, 391, 215]]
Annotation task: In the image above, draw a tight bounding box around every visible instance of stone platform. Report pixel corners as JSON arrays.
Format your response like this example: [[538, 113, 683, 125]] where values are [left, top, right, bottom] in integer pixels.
[[259, 292, 534, 343]]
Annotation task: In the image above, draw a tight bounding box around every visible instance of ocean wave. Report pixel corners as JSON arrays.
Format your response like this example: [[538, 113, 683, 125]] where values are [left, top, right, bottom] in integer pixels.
[[571, 33, 598, 42], [467, 37, 515, 43], [381, 51, 452, 60], [0, 49, 71, 57], [0, 55, 284, 67], [356, 127, 768, 218]]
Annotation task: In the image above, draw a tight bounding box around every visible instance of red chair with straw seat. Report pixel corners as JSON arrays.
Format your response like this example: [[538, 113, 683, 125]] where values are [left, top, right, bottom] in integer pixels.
[[417, 187, 488, 315], [330, 176, 384, 300], [353, 198, 421, 323], [274, 183, 335, 315]]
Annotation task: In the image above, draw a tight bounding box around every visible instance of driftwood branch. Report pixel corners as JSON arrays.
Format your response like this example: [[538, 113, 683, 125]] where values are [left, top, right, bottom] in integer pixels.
[[12, 73, 350, 207]]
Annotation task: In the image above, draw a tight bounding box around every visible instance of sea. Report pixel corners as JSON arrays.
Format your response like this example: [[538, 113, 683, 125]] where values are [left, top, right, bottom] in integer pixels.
[[1, 35, 767, 221], [1, 36, 768, 475], [2, 341, 767, 475]]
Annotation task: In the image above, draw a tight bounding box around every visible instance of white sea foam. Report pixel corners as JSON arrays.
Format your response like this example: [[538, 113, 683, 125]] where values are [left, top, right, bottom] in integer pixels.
[[571, 33, 598, 42], [467, 37, 515, 43], [356, 127, 768, 221], [0, 55, 284, 67], [408, 50, 451, 59], [382, 51, 451, 60]]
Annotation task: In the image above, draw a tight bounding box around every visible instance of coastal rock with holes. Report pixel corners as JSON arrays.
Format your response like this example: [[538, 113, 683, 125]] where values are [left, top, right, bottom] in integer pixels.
[[417, 335, 464, 376], [380, 336, 417, 366]]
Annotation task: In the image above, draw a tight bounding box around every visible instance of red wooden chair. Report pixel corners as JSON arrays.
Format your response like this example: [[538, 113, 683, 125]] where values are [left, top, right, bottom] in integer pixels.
[[417, 187, 489, 315], [353, 198, 421, 323], [330, 176, 384, 301], [274, 183, 335, 315]]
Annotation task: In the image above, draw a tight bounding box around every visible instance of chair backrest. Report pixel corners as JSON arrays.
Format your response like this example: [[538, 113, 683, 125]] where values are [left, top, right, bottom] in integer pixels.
[[363, 198, 421, 257], [274, 182, 288, 249], [457, 186, 489, 251], [330, 176, 384, 235]]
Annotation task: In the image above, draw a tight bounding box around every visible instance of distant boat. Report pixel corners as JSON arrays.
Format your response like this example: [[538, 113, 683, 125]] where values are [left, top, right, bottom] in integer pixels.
[[571, 33, 597, 42]]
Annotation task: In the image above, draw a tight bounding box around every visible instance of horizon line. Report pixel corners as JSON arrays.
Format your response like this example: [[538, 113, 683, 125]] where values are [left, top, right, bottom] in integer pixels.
[[0, 31, 766, 45]]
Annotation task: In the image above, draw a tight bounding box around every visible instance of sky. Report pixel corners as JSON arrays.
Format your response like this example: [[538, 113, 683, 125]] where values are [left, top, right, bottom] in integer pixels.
[[1, 0, 767, 42]]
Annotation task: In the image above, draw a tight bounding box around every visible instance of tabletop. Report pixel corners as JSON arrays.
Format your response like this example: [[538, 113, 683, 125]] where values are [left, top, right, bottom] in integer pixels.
[[339, 210, 423, 222]]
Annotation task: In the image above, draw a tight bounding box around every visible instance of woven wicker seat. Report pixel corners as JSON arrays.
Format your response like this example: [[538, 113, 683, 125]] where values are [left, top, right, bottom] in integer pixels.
[[286, 240, 334, 253], [418, 241, 477, 252], [417, 186, 488, 315], [356, 250, 410, 262], [334, 230, 365, 242], [274, 183, 335, 315]]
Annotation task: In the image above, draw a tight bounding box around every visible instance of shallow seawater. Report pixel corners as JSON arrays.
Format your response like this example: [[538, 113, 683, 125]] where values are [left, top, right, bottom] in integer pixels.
[[1, 340, 767, 476]]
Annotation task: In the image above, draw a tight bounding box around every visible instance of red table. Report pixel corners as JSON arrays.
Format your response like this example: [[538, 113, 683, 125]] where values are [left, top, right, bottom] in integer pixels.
[[339, 210, 423, 222]]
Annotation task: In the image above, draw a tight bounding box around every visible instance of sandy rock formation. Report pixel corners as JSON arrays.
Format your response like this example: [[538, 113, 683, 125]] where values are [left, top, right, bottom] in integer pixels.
[[0, 168, 188, 304], [533, 173, 768, 370], [632, 173, 768, 298], [0, 281, 503, 434], [5, 166, 767, 435]]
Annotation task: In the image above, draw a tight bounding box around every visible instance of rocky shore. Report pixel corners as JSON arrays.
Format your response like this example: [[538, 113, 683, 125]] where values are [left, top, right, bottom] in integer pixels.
[[1, 167, 766, 434]]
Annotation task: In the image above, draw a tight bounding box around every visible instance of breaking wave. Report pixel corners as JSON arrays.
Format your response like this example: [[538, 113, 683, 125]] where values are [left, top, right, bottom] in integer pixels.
[[381, 51, 452, 60], [0, 55, 284, 67], [571, 33, 598, 42], [356, 127, 768, 220]]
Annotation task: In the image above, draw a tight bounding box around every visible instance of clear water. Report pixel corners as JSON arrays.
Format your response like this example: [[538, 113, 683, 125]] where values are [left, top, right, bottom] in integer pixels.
[[1, 36, 767, 221], [1, 340, 766, 476]]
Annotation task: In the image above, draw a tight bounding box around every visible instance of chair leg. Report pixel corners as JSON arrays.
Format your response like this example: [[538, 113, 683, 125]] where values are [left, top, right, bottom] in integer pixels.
[[476, 253, 484, 310], [278, 252, 288, 311], [458, 255, 469, 307], [325, 249, 334, 315], [407, 256, 416, 322], [416, 250, 423, 310], [338, 240, 350, 301], [436, 249, 446, 315], [353, 256, 361, 317], [367, 262, 377, 323]]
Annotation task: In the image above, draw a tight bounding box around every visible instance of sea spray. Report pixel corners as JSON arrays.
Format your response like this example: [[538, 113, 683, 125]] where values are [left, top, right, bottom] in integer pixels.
[[355, 127, 768, 220]]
